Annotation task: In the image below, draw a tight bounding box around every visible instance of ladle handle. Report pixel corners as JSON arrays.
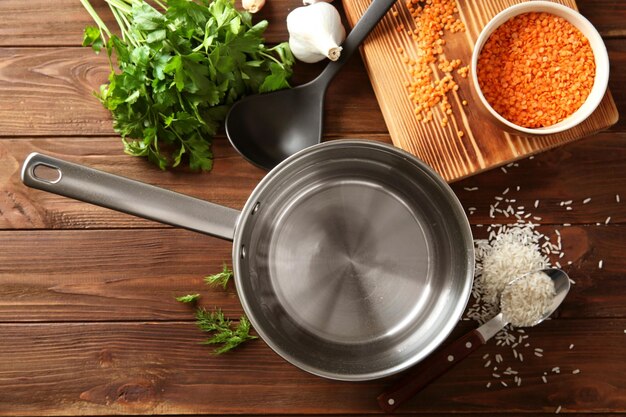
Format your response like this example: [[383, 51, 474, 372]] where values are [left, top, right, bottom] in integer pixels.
[[317, 0, 398, 82], [377, 330, 486, 413], [21, 153, 239, 241]]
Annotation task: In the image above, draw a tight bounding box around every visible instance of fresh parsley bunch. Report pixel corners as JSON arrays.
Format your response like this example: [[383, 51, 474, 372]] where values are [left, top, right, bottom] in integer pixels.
[[81, 0, 294, 170]]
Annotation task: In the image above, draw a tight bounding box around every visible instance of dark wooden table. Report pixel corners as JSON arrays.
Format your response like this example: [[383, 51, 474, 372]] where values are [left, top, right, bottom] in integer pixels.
[[0, 0, 624, 415]]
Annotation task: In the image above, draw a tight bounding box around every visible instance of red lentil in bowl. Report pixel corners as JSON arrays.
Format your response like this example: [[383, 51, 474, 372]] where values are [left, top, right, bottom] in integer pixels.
[[470, 2, 610, 136]]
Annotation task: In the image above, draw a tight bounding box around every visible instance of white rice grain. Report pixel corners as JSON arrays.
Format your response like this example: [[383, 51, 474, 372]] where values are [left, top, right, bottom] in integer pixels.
[[501, 271, 556, 327]]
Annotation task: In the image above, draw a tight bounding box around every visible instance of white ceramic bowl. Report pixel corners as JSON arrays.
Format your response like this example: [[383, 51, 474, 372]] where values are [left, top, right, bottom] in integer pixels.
[[470, 1, 610, 135]]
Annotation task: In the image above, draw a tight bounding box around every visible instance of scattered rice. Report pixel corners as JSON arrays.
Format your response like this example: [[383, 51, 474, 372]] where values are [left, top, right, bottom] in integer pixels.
[[617, 194, 621, 203], [501, 380, 508, 387], [605, 216, 611, 224], [599, 260, 603, 269], [466, 187, 574, 392], [583, 198, 591, 204], [572, 369, 580, 374], [542, 375, 548, 383], [556, 405, 562, 414], [569, 344, 574, 349]]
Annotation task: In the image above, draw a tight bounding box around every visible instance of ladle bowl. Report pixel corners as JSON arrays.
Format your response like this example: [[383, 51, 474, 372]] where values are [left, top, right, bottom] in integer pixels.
[[225, 0, 398, 170]]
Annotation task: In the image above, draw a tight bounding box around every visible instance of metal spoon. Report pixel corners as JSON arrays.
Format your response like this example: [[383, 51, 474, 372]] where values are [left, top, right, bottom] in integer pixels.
[[225, 0, 397, 170], [378, 268, 571, 413]]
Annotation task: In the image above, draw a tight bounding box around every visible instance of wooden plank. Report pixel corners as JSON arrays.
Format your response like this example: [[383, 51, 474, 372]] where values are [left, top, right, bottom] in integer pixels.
[[0, 229, 244, 321], [0, 319, 624, 414], [340, 0, 619, 182], [0, 42, 622, 139], [2, 133, 625, 230], [0, 47, 385, 137], [449, 131, 626, 225], [0, 0, 293, 47], [0, 0, 623, 48], [0, 137, 263, 229], [0, 225, 624, 322]]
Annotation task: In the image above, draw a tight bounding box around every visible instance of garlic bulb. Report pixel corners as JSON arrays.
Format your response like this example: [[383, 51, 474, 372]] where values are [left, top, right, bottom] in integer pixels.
[[242, 0, 265, 13], [287, 2, 346, 63]]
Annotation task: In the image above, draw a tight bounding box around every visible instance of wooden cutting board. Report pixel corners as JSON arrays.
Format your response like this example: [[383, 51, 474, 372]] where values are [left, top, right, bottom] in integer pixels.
[[341, 0, 619, 182]]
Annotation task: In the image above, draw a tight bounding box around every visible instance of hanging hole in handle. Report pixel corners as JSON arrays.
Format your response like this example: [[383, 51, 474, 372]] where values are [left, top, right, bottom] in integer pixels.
[[32, 163, 62, 184]]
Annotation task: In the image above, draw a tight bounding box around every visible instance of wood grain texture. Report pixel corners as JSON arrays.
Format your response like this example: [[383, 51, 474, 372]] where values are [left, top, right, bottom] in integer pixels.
[[0, 40, 623, 139], [2, 133, 624, 231], [0, 319, 624, 415], [0, 0, 294, 46], [0, 1, 624, 416], [0, 47, 384, 137], [0, 225, 624, 322], [341, 0, 619, 181], [0, 0, 623, 47]]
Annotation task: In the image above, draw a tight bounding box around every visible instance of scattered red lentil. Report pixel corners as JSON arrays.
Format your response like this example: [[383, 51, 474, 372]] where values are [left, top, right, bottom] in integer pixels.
[[477, 12, 596, 128], [393, 0, 466, 126]]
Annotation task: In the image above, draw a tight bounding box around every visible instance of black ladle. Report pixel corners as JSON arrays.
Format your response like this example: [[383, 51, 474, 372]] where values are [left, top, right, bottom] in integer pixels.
[[225, 0, 398, 170]]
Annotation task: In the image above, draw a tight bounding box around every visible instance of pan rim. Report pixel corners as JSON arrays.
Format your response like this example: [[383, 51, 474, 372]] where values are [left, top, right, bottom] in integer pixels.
[[232, 139, 475, 381]]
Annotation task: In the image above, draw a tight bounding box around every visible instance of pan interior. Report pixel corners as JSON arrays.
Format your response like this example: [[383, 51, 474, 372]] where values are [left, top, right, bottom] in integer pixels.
[[235, 142, 473, 380], [269, 178, 431, 345]]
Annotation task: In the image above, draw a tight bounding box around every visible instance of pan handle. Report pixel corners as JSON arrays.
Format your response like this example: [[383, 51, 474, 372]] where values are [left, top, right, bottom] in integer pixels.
[[377, 329, 486, 412], [21, 153, 239, 241]]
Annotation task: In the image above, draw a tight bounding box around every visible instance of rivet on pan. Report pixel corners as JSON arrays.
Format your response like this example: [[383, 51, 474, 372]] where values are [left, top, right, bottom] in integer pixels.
[[466, 342, 472, 348], [252, 201, 260, 214], [447, 355, 454, 362], [241, 245, 246, 259]]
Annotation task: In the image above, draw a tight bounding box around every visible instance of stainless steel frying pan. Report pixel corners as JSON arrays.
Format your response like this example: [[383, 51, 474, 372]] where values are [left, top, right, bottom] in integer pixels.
[[22, 140, 474, 381]]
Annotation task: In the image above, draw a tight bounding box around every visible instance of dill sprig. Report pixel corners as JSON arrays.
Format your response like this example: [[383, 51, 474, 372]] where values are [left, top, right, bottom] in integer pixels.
[[204, 263, 233, 289], [175, 293, 200, 303], [196, 308, 257, 354]]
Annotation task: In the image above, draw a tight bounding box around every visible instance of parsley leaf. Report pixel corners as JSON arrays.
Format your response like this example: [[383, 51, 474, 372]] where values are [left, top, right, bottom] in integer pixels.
[[81, 0, 293, 171]]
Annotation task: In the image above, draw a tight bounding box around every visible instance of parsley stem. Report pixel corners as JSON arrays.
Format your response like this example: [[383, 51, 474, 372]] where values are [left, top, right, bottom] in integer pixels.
[[105, 0, 133, 15], [80, 0, 111, 37]]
